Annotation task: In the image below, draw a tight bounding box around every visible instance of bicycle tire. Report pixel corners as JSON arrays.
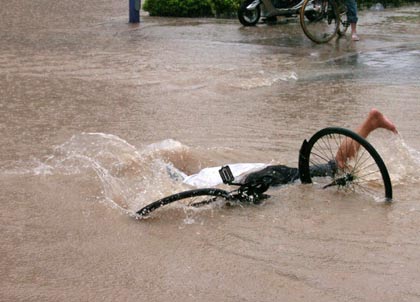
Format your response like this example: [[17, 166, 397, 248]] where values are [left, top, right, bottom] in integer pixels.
[[337, 11, 349, 36], [136, 188, 230, 216], [300, 0, 339, 43], [337, 15, 349, 36], [335, 0, 349, 36], [238, 0, 261, 26], [299, 127, 392, 201]]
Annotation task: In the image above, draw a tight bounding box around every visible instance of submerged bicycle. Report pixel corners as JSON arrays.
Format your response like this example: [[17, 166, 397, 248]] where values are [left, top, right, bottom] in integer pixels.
[[136, 127, 392, 217]]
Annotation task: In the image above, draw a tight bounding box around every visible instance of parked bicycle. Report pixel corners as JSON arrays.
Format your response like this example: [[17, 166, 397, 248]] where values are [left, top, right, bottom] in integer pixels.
[[238, 0, 350, 43], [300, 0, 350, 43]]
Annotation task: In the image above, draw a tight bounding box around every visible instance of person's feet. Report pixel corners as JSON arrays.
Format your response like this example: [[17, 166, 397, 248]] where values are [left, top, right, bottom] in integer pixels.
[[335, 109, 398, 168], [351, 33, 360, 41], [368, 108, 398, 134]]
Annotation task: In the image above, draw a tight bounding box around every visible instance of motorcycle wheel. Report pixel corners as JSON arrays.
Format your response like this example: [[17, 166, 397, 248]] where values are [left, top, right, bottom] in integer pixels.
[[238, 0, 261, 26]]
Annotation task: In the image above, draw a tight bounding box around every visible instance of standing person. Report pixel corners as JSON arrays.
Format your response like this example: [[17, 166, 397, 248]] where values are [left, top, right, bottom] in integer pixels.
[[346, 0, 360, 41]]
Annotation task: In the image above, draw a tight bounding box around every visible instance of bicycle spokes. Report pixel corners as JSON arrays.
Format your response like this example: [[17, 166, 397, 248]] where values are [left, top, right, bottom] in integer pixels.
[[299, 127, 392, 201], [300, 0, 340, 43]]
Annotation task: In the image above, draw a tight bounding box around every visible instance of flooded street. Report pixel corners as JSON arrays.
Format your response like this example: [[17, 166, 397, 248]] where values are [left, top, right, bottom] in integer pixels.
[[1, 1, 420, 301]]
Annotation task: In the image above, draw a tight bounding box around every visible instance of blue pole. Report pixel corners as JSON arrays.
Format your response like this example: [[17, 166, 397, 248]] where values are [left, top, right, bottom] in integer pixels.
[[129, 0, 140, 23]]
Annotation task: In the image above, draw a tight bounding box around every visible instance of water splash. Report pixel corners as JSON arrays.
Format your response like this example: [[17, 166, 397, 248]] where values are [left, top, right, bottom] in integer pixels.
[[4, 133, 198, 216], [2, 131, 419, 218], [367, 131, 420, 185]]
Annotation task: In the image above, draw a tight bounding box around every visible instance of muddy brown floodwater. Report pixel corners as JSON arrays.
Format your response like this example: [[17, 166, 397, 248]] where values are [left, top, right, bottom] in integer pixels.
[[1, 1, 420, 301]]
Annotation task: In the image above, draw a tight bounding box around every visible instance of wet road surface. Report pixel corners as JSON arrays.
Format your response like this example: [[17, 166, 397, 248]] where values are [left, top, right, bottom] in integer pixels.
[[1, 2, 420, 301]]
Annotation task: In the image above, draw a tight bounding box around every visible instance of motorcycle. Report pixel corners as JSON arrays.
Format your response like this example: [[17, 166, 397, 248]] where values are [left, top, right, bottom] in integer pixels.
[[238, 0, 307, 26]]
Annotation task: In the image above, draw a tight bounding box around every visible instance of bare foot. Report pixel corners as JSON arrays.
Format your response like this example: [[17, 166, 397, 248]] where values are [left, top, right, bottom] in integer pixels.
[[368, 108, 398, 134], [335, 109, 398, 168]]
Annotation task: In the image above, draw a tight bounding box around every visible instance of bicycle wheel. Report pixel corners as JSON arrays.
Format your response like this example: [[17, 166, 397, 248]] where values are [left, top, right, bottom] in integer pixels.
[[299, 127, 392, 201], [238, 0, 261, 26], [337, 5, 349, 36], [136, 188, 230, 217], [300, 0, 339, 43]]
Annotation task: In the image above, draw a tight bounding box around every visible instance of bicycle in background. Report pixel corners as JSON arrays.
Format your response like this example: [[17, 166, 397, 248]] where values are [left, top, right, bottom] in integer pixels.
[[300, 0, 350, 43]]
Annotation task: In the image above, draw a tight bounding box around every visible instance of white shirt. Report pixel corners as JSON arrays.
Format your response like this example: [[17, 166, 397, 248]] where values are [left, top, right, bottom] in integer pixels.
[[182, 163, 267, 188]]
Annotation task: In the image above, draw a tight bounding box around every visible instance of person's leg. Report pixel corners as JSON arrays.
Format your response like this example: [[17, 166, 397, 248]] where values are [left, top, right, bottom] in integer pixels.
[[345, 0, 359, 41], [335, 108, 398, 167], [350, 23, 359, 41]]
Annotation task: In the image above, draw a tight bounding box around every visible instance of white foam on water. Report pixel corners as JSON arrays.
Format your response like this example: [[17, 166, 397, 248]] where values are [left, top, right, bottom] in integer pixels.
[[367, 131, 420, 186], [1, 133, 198, 217], [230, 71, 298, 90]]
